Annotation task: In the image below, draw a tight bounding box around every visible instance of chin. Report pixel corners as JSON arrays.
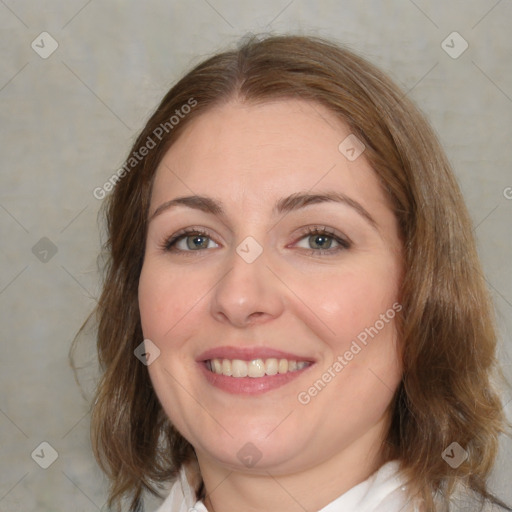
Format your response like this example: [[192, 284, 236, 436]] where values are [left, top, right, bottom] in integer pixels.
[[193, 424, 312, 473]]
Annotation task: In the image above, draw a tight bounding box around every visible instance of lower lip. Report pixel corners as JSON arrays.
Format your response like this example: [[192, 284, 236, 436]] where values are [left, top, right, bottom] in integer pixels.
[[198, 362, 313, 395]]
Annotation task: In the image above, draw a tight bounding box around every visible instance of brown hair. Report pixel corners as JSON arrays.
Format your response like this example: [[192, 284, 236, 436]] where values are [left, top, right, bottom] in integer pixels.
[[73, 34, 512, 511]]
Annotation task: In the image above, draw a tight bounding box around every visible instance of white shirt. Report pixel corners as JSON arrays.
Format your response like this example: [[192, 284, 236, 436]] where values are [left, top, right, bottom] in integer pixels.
[[155, 460, 422, 512]]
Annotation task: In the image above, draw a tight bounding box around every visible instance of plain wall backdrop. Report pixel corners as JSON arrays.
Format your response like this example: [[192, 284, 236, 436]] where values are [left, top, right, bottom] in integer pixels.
[[0, 1, 511, 510]]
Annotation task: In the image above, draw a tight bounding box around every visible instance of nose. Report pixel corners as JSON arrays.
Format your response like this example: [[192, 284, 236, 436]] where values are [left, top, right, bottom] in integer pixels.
[[210, 246, 285, 328]]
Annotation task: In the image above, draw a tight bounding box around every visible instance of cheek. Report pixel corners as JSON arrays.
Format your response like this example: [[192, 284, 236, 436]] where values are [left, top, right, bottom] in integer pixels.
[[138, 262, 205, 429], [292, 263, 400, 347], [138, 264, 169, 339], [138, 260, 204, 341]]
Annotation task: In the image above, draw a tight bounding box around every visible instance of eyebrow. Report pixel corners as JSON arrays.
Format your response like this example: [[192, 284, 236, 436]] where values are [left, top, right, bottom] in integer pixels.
[[149, 192, 378, 229]]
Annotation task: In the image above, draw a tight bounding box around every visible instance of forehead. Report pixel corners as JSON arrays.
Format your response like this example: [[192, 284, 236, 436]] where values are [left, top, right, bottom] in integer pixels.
[[150, 98, 385, 212]]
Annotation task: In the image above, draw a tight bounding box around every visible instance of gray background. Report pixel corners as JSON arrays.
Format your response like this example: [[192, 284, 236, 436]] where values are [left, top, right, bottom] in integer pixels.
[[0, 1, 511, 510]]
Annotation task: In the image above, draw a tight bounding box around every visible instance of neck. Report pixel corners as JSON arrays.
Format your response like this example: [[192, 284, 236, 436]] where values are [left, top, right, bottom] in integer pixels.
[[196, 418, 389, 512]]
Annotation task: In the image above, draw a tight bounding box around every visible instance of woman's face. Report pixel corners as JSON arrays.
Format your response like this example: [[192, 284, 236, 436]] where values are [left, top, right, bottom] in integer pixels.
[[139, 98, 403, 475]]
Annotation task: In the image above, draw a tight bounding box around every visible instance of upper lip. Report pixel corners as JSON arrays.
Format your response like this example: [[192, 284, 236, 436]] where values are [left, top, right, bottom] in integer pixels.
[[197, 346, 315, 363]]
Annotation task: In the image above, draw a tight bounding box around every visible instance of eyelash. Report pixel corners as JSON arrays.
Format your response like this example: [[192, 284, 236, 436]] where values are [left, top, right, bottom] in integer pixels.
[[161, 225, 352, 256], [161, 227, 213, 253]]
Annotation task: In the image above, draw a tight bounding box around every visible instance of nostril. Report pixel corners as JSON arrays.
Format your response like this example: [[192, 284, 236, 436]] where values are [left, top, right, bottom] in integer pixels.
[[247, 312, 266, 322]]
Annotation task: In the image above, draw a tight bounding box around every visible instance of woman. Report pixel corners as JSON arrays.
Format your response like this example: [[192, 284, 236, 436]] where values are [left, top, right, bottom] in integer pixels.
[[82, 35, 511, 511]]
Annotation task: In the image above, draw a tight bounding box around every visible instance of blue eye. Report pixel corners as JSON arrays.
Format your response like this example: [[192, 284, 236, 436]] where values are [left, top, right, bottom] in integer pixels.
[[162, 226, 350, 255], [164, 230, 219, 252], [303, 233, 335, 250], [294, 227, 351, 254]]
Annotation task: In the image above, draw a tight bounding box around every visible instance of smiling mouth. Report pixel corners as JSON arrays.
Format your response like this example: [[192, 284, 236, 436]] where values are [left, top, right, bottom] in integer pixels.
[[205, 358, 312, 378]]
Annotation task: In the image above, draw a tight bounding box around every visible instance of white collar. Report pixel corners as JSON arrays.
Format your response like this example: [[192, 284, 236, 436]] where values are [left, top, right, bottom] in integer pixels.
[[155, 460, 419, 512]]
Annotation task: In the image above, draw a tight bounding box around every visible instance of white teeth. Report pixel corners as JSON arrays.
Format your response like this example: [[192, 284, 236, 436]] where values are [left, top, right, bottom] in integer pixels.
[[212, 359, 222, 373], [207, 358, 310, 378], [221, 359, 232, 376], [265, 358, 278, 375], [232, 359, 248, 377], [248, 359, 265, 378]]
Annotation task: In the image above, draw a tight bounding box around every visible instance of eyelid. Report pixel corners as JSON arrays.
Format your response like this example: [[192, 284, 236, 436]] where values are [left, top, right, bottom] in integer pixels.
[[160, 224, 351, 255], [291, 225, 352, 247], [161, 226, 220, 252]]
